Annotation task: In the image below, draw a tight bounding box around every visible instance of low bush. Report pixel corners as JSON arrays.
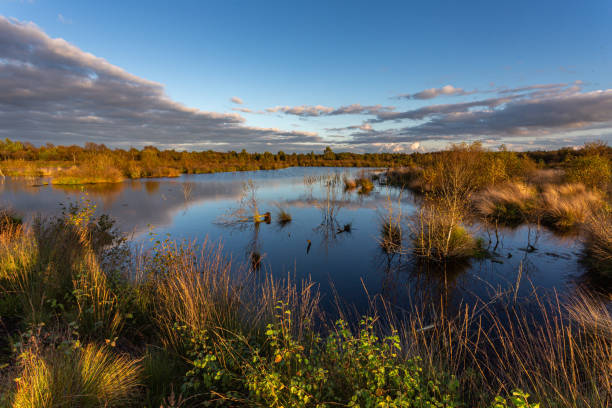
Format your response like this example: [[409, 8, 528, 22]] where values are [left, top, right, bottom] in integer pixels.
[[244, 310, 462, 407]]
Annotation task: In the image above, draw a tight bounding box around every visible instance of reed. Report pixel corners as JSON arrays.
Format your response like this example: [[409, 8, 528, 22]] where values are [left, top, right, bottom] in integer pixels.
[[379, 190, 403, 253], [375, 288, 611, 408], [582, 208, 612, 277]]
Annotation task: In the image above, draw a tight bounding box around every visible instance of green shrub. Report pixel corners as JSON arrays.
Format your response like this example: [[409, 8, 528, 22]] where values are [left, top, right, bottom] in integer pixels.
[[245, 304, 461, 407], [565, 154, 611, 190]]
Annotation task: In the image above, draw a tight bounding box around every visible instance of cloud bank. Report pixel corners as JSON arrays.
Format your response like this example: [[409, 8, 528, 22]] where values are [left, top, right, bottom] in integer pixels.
[[0, 16, 610, 153], [0, 17, 322, 151]]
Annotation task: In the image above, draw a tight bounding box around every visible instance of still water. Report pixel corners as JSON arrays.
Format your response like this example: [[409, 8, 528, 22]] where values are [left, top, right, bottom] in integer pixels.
[[0, 167, 593, 315]]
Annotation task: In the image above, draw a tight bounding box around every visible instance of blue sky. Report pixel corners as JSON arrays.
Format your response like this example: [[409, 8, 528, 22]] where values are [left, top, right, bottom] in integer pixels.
[[0, 0, 611, 152]]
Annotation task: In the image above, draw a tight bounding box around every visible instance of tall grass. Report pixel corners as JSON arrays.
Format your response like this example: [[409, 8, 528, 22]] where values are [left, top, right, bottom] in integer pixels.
[[140, 238, 321, 353], [583, 209, 612, 277], [0, 200, 125, 337], [376, 288, 611, 408], [276, 207, 292, 225]]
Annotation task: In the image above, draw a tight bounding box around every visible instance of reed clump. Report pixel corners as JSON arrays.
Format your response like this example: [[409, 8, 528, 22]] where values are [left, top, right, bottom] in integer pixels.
[[391, 289, 611, 408], [379, 191, 404, 254], [0, 200, 124, 336], [343, 177, 357, 190], [357, 177, 374, 194], [12, 343, 141, 408], [344, 175, 374, 193], [540, 183, 603, 230], [473, 181, 538, 226]]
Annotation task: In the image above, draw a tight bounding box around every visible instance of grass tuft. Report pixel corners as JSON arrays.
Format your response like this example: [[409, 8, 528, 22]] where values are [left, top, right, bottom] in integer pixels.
[[540, 183, 603, 230], [473, 181, 537, 226], [12, 343, 141, 408]]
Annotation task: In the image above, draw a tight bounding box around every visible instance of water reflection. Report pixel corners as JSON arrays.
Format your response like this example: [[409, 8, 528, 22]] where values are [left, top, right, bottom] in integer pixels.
[[1, 167, 606, 315]]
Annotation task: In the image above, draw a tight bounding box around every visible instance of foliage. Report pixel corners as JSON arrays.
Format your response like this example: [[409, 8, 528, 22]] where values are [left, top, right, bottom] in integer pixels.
[[565, 153, 611, 190]]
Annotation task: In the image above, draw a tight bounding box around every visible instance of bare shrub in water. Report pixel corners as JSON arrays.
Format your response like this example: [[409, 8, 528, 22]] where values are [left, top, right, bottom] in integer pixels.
[[379, 189, 404, 254], [411, 202, 476, 262]]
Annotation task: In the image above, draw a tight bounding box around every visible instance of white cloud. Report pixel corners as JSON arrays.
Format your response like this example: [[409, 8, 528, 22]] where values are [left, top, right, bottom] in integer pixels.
[[230, 96, 243, 104]]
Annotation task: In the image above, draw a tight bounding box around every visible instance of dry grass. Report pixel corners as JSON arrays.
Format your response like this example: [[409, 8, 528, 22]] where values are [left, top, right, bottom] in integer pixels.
[[473, 181, 537, 225], [540, 183, 603, 230], [374, 288, 612, 408], [143, 239, 320, 352], [566, 291, 612, 338], [582, 209, 612, 277], [12, 343, 141, 408]]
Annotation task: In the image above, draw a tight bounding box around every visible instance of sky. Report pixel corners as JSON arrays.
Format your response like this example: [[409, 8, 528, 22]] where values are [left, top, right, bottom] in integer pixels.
[[0, 0, 611, 152]]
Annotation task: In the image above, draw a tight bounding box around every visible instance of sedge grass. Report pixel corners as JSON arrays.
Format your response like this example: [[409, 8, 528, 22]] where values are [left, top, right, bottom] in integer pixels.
[[12, 343, 141, 408], [540, 183, 603, 230]]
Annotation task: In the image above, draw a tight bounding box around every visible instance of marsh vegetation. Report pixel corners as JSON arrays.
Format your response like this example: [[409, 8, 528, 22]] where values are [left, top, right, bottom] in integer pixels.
[[1, 141, 611, 407]]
